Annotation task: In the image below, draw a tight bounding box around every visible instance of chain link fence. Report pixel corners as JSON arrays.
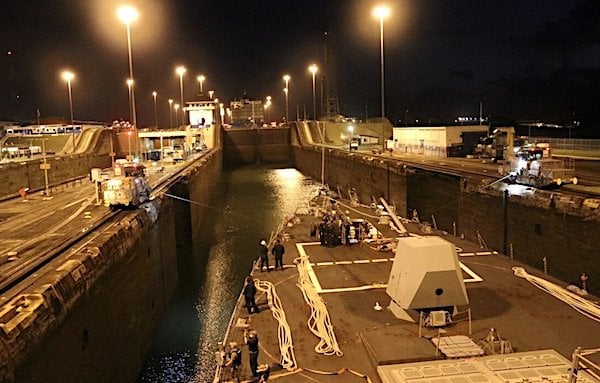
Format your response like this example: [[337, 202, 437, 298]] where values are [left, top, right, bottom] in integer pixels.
[[535, 138, 600, 151]]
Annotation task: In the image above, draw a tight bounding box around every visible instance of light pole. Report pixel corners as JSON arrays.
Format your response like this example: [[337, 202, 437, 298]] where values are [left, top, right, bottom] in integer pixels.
[[174, 103, 180, 127], [348, 125, 355, 150], [283, 88, 288, 123], [168, 99, 173, 128], [152, 91, 158, 127], [308, 64, 318, 121], [126, 78, 133, 124], [118, 5, 139, 157], [267, 96, 271, 121], [61, 70, 75, 153], [208, 90, 214, 99], [127, 130, 132, 157], [40, 139, 51, 197], [176, 66, 186, 125], [309, 64, 324, 185], [283, 74, 290, 123], [264, 104, 269, 125], [373, 4, 390, 153], [126, 79, 133, 160], [197, 75, 205, 95]]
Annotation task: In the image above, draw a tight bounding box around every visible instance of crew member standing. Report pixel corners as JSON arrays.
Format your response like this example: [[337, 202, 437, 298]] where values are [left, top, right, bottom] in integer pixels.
[[271, 239, 285, 271], [244, 329, 260, 377], [243, 276, 259, 314], [18, 187, 30, 201], [259, 240, 270, 272], [225, 341, 242, 380]]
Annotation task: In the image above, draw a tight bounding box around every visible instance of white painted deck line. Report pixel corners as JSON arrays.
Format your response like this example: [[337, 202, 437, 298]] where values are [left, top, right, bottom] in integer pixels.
[[460, 262, 484, 282], [314, 261, 335, 266], [297, 242, 484, 295]]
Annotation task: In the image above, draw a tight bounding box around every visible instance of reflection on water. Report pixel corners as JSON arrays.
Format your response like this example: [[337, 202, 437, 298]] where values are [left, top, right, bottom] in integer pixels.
[[138, 165, 318, 382]]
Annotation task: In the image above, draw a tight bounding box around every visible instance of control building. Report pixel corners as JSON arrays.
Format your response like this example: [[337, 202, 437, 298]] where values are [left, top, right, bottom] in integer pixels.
[[390, 125, 489, 157], [230, 98, 264, 126]]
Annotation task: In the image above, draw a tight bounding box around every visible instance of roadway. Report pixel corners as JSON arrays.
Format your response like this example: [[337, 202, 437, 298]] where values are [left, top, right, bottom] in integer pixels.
[[336, 143, 600, 195], [0, 156, 197, 301]]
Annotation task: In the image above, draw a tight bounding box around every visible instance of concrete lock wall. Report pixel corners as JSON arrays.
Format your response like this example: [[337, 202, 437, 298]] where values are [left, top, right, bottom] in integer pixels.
[[223, 127, 291, 165], [3, 149, 223, 383], [292, 145, 600, 296], [0, 153, 112, 200], [459, 184, 600, 292]]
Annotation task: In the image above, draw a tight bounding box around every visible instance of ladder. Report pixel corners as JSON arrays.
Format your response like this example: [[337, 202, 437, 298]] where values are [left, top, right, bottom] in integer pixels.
[[476, 231, 488, 249]]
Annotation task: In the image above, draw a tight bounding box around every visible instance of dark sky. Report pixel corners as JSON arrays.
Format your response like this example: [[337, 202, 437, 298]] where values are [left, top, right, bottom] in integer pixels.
[[1, 0, 599, 127]]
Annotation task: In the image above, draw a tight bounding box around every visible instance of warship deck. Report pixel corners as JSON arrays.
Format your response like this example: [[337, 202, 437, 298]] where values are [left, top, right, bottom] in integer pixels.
[[215, 194, 600, 383]]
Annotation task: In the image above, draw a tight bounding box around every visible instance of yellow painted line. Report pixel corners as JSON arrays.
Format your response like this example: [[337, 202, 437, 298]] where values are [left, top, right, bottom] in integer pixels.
[[335, 260, 353, 265], [315, 261, 334, 266], [353, 259, 371, 264], [371, 258, 388, 263]]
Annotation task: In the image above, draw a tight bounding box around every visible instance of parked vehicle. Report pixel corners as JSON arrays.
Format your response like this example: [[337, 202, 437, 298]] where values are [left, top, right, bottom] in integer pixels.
[[504, 144, 577, 188], [102, 162, 152, 209]]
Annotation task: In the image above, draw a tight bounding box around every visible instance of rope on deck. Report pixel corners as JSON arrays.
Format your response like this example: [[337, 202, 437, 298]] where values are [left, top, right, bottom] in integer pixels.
[[254, 279, 298, 370], [302, 367, 374, 383], [294, 255, 344, 357], [513, 267, 600, 322], [266, 367, 374, 382]]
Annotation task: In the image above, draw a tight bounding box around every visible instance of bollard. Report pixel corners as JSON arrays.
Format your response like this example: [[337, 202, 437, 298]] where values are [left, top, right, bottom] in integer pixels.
[[543, 256, 548, 274]]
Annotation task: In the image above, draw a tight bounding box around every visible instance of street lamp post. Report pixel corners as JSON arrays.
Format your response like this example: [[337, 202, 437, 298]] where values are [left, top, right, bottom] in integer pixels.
[[168, 99, 173, 128], [174, 103, 180, 127], [40, 139, 51, 197], [126, 79, 134, 160], [308, 64, 318, 121], [373, 5, 390, 153], [208, 90, 214, 99], [126, 78, 133, 123], [152, 91, 158, 127], [283, 88, 288, 123], [118, 5, 139, 157], [127, 130, 132, 157], [263, 96, 271, 125], [197, 75, 205, 95], [283, 74, 290, 123], [308, 64, 325, 185], [176, 66, 186, 126], [61, 70, 75, 153], [264, 104, 269, 125]]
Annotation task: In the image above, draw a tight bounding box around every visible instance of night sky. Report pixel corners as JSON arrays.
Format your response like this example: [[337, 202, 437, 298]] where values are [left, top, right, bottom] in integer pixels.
[[1, 0, 599, 129]]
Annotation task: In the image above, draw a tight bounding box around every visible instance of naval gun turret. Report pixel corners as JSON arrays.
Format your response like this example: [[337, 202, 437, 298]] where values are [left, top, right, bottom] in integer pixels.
[[386, 236, 469, 324]]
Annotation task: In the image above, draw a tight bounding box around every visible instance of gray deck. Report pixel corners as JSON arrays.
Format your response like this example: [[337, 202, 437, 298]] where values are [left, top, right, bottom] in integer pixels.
[[216, 197, 600, 383]]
